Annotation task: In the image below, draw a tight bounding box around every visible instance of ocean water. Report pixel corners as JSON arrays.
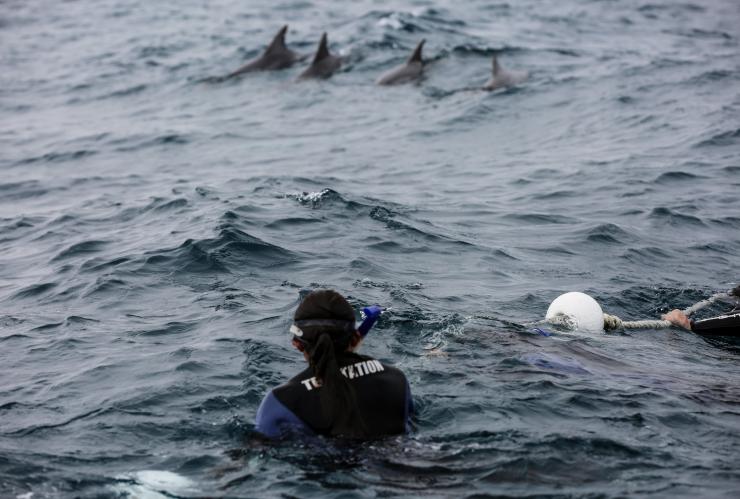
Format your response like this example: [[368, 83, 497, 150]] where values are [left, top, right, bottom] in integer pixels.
[[1, 0, 739, 497]]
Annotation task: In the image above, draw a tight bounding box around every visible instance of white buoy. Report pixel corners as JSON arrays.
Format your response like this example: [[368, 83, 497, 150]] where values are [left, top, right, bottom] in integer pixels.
[[545, 292, 604, 332]]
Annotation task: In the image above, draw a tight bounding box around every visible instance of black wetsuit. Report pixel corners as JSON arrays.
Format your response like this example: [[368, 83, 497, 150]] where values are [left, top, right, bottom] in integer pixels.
[[692, 304, 740, 336], [255, 352, 413, 439]]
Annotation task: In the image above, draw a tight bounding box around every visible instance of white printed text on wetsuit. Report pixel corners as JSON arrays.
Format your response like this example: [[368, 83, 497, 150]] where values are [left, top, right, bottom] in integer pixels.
[[300, 360, 385, 391]]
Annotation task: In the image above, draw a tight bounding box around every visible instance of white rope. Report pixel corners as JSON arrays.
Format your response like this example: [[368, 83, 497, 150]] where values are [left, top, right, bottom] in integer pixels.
[[603, 291, 732, 331], [682, 292, 730, 316], [602, 315, 671, 330]]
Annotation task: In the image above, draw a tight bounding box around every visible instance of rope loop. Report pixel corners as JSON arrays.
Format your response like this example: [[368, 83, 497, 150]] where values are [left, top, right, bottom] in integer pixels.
[[602, 313, 623, 330]]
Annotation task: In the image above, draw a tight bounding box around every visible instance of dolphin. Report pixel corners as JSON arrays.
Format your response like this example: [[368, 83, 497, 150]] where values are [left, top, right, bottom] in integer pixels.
[[297, 33, 342, 80], [483, 55, 528, 91], [228, 25, 299, 77], [376, 39, 425, 86]]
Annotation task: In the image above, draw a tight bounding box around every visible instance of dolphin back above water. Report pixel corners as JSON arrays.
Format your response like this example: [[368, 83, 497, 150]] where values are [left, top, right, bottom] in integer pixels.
[[376, 39, 425, 85], [228, 25, 299, 77], [483, 55, 529, 91], [298, 32, 342, 80], [219, 29, 530, 92]]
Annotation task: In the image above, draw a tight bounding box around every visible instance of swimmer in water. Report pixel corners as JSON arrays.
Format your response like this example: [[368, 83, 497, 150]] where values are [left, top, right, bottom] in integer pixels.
[[255, 289, 413, 439], [663, 286, 740, 334]]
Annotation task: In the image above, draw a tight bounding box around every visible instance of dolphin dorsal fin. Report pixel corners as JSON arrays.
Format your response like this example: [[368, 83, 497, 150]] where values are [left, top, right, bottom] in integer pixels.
[[313, 33, 331, 63], [407, 39, 425, 64], [266, 25, 289, 54], [492, 55, 501, 77]]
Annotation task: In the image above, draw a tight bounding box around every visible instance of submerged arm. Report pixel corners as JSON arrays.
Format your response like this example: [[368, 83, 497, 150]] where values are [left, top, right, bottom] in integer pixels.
[[255, 391, 312, 439]]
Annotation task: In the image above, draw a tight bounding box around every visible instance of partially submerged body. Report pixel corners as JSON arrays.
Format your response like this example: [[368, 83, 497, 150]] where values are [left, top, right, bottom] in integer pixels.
[[228, 25, 299, 77], [483, 55, 528, 91], [256, 351, 412, 439], [664, 306, 740, 336], [376, 40, 425, 86], [255, 290, 413, 440], [297, 33, 342, 80]]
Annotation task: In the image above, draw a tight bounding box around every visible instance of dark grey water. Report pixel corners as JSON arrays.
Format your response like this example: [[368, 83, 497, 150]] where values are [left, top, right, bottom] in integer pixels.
[[1, 0, 739, 497]]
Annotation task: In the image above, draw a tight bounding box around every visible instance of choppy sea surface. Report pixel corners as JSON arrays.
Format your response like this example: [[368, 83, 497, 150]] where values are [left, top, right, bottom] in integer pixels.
[[2, 0, 739, 497]]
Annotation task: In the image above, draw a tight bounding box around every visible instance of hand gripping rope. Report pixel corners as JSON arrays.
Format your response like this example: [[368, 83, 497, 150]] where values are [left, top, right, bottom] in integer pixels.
[[603, 287, 739, 330]]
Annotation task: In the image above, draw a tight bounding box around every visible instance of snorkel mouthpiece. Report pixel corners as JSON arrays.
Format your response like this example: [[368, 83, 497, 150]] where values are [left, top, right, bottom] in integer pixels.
[[358, 305, 383, 337]]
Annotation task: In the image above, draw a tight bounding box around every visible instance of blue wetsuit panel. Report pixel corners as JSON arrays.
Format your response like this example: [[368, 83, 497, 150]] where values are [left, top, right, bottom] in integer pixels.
[[255, 390, 313, 439]]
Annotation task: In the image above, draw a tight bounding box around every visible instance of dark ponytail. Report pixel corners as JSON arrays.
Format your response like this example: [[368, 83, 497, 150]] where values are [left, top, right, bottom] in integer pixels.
[[295, 290, 367, 438], [308, 332, 367, 438]]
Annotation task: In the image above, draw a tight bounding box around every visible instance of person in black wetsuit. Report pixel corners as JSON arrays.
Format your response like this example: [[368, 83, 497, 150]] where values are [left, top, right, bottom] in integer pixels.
[[255, 289, 413, 439], [663, 286, 740, 335]]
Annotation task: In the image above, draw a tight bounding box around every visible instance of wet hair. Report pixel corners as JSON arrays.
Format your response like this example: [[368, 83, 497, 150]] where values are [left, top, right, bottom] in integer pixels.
[[294, 289, 366, 437]]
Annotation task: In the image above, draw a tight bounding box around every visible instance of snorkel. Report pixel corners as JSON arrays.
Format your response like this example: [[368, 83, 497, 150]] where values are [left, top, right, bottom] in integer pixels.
[[358, 305, 383, 338]]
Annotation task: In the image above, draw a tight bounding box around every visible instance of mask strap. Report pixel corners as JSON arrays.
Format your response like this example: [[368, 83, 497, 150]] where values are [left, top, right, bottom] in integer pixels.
[[291, 319, 355, 339]]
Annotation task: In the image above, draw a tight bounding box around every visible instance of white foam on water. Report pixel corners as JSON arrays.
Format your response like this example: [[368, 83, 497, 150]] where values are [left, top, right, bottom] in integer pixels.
[[111, 470, 198, 498], [377, 15, 403, 30]]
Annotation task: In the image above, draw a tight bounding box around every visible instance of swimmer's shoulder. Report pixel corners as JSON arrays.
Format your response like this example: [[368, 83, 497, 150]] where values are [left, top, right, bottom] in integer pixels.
[[269, 366, 315, 399]]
